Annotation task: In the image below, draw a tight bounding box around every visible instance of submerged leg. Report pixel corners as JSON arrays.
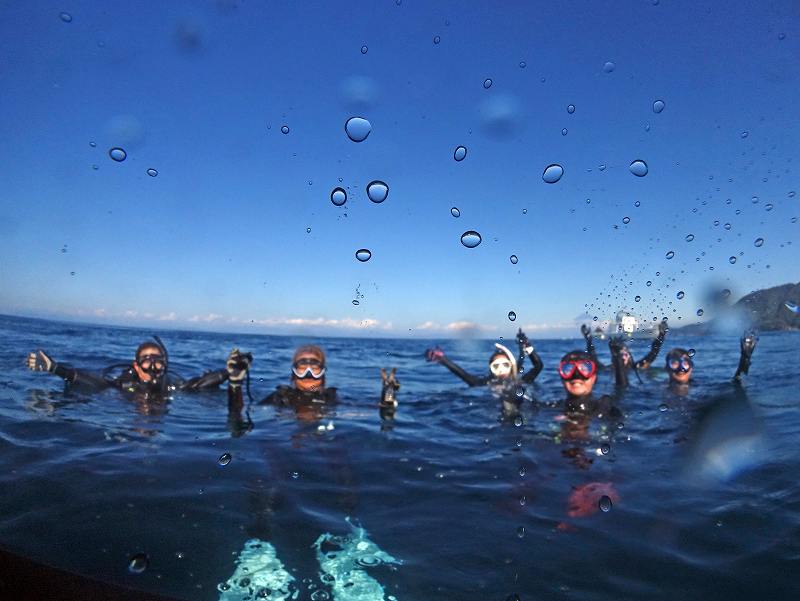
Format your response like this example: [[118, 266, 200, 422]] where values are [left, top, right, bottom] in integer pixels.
[[218, 538, 295, 601]]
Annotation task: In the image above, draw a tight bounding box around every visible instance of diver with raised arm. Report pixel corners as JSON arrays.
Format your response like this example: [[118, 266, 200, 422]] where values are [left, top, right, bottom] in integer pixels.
[[423, 328, 543, 387], [27, 338, 231, 395], [581, 319, 668, 372], [663, 330, 758, 388]]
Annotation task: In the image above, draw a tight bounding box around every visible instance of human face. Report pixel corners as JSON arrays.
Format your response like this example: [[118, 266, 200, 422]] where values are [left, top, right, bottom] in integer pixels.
[[669, 366, 692, 384], [292, 351, 325, 392], [489, 354, 513, 379], [563, 373, 597, 398], [133, 345, 166, 383], [667, 354, 693, 384]]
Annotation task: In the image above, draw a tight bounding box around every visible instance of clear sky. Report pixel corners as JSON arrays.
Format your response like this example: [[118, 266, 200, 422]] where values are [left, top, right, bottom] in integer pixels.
[[0, 0, 797, 338]]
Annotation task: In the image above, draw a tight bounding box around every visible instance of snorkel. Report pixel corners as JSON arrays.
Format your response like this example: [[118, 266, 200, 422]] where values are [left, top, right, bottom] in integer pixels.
[[133, 335, 169, 393], [489, 343, 518, 378]]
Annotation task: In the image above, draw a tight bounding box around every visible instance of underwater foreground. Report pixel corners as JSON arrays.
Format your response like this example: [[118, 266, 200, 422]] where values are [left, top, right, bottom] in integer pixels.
[[1, 314, 799, 600]]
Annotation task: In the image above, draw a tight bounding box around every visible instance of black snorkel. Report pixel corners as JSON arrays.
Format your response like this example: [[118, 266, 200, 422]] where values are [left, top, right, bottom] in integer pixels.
[[151, 335, 169, 394]]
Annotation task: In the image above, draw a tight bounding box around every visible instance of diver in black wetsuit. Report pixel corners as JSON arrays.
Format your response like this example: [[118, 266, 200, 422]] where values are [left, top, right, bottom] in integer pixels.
[[424, 328, 543, 388], [27, 338, 231, 395], [664, 330, 758, 387], [226, 345, 337, 420], [581, 319, 668, 373]]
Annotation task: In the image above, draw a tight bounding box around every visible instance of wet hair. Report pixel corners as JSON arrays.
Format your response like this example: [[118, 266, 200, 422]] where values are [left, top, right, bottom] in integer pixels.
[[293, 345, 326, 365], [136, 341, 164, 361], [666, 348, 692, 366], [560, 350, 593, 363]]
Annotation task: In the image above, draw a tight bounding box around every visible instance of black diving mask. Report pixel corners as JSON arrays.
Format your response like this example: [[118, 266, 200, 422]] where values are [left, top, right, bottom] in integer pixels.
[[137, 353, 167, 379]]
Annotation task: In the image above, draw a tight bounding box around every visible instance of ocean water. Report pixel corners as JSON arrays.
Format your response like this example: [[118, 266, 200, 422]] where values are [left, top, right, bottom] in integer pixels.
[[0, 314, 799, 600]]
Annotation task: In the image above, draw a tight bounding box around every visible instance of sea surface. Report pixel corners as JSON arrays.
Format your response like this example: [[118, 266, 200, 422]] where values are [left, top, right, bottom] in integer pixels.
[[0, 314, 798, 600]]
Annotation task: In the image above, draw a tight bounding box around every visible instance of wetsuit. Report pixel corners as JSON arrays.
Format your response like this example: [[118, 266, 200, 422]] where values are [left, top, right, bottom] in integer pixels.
[[437, 348, 543, 387], [259, 385, 339, 408], [48, 362, 229, 393]]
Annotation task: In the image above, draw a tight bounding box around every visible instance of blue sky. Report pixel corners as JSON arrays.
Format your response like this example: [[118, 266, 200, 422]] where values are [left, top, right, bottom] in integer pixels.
[[0, 0, 797, 338]]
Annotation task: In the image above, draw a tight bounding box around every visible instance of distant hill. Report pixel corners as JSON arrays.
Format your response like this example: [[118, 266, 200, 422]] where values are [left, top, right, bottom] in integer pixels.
[[677, 282, 800, 334]]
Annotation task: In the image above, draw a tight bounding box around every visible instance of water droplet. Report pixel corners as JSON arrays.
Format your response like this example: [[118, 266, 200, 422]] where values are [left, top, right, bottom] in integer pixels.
[[306, 227, 312, 234], [460, 230, 482, 248], [519, 61, 526, 68], [778, 32, 786, 40], [598, 164, 607, 171], [483, 78, 493, 89], [754, 237, 764, 247], [70, 271, 76, 276], [622, 216, 630, 224], [366, 180, 389, 203], [344, 117, 372, 142], [659, 403, 668, 412], [635, 295, 641, 302], [600, 443, 610, 455], [128, 553, 149, 574], [598, 495, 612, 512], [355, 249, 372, 262], [218, 453, 232, 466], [450, 207, 461, 218], [352, 299, 360, 306], [280, 125, 290, 134], [522, 208, 527, 214], [89, 141, 96, 148], [509, 254, 518, 264], [724, 223, 732, 230], [516, 526, 526, 538], [567, 104, 576, 114], [108, 147, 127, 162], [728, 256, 736, 264], [433, 35, 441, 44], [290, 471, 300, 479], [634, 200, 641, 207], [696, 308, 705, 316], [518, 466, 526, 477], [789, 191, 796, 198], [685, 234, 694, 242], [59, 12, 72, 23], [721, 289, 731, 299], [652, 99, 665, 113], [146, 168, 158, 177], [629, 159, 648, 177], [542, 164, 564, 184], [646, 281, 652, 286], [561, 128, 568, 136], [508, 311, 517, 322], [603, 61, 616, 73], [330, 187, 347, 206], [666, 251, 675, 260], [765, 203, 773, 211], [686, 348, 696, 358], [677, 291, 685, 300], [453, 145, 467, 161], [360, 45, 368, 54], [513, 415, 523, 427]]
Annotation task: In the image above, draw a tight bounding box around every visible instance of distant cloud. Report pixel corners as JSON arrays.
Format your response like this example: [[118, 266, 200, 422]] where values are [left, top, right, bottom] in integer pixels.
[[93, 308, 107, 317], [415, 321, 439, 330], [158, 312, 177, 321], [189, 313, 223, 322], [123, 310, 138, 318]]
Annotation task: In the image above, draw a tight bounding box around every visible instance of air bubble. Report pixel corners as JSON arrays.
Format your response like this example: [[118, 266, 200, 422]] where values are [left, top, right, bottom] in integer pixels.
[[218, 453, 232, 466], [483, 78, 493, 89], [603, 61, 616, 73], [754, 237, 764, 247], [460, 231, 482, 248], [677, 291, 685, 299], [108, 147, 127, 162], [366, 180, 389, 203], [629, 160, 648, 177], [331, 187, 347, 206], [666, 251, 675, 260], [685, 234, 694, 242], [508, 311, 517, 322], [344, 117, 372, 142], [510, 254, 518, 264], [450, 207, 460, 218], [453, 145, 467, 161], [567, 104, 575, 114], [652, 99, 665, 113], [59, 12, 72, 23], [355, 249, 372, 262], [128, 553, 149, 574], [280, 125, 289, 134], [599, 496, 612, 512], [622, 216, 630, 224], [542, 164, 564, 184]]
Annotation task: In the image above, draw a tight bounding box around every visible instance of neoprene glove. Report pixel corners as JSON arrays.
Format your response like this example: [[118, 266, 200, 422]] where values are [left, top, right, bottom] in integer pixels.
[[658, 319, 669, 337], [27, 350, 55, 373], [226, 348, 253, 384], [424, 347, 444, 362], [741, 331, 758, 356], [581, 324, 591, 339]]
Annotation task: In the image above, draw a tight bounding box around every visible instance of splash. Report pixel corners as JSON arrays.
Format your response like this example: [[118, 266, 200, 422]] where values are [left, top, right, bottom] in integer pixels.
[[218, 539, 295, 601]]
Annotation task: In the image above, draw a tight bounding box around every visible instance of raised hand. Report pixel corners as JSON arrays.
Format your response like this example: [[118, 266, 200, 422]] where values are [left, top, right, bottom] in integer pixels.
[[27, 350, 55, 373], [226, 348, 253, 384], [424, 347, 445, 363]]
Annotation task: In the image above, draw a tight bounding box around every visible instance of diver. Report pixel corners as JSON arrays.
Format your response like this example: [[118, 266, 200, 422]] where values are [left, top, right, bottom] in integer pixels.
[[581, 318, 668, 372], [423, 328, 543, 388], [556, 349, 621, 418], [27, 338, 234, 395], [227, 345, 337, 417], [664, 330, 758, 387]]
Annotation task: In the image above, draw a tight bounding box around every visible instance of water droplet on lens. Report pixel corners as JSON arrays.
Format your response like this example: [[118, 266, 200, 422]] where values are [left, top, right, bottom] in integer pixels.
[[542, 164, 564, 183], [366, 180, 389, 203], [754, 237, 764, 247], [635, 295, 641, 302], [646, 280, 652, 286], [510, 254, 518, 264], [306, 227, 311, 233], [561, 128, 568, 136], [622, 216, 630, 224], [433, 35, 441, 44], [728, 256, 736, 264], [360, 45, 368, 54], [634, 201, 641, 207], [146, 168, 158, 177], [721, 289, 731, 298], [519, 61, 526, 68], [450, 207, 461, 218], [89, 141, 96, 147], [280, 125, 290, 134], [108, 147, 127, 162], [59, 12, 72, 23], [659, 403, 668, 412], [128, 553, 149, 574], [685, 234, 694, 242], [666, 251, 675, 259], [483, 78, 493, 89], [344, 117, 372, 142], [629, 159, 648, 177], [599, 495, 612, 512], [687, 348, 696, 357], [70, 271, 76, 276], [603, 61, 616, 73], [652, 99, 665, 113], [740, 131, 748, 138], [351, 299, 360, 306], [460, 230, 482, 248], [677, 291, 685, 299], [508, 311, 516, 321], [600, 443, 610, 455], [696, 308, 704, 316], [567, 104, 576, 114], [218, 453, 232, 466], [453, 145, 467, 161], [513, 415, 523, 426], [765, 203, 773, 211], [516, 526, 526, 538], [331, 187, 347, 206], [355, 249, 372, 262]]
